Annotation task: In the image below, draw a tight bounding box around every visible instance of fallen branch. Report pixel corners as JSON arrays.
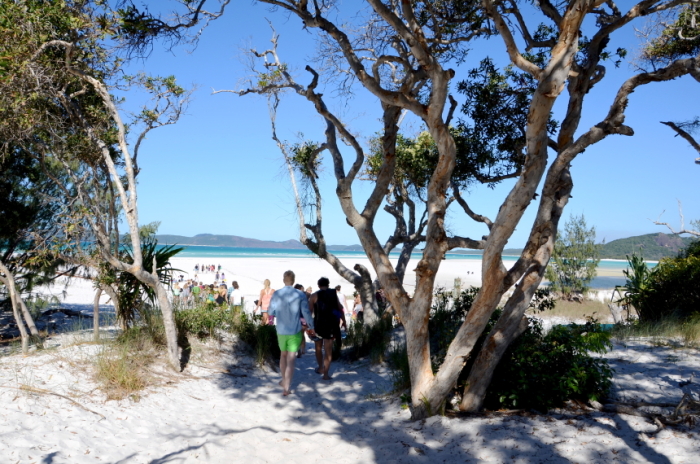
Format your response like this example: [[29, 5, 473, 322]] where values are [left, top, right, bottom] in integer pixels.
[[1, 385, 106, 420], [604, 393, 700, 428]]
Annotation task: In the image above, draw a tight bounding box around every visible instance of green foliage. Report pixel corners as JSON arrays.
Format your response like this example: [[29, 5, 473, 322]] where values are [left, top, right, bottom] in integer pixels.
[[455, 56, 558, 187], [364, 56, 560, 194], [175, 304, 233, 340], [616, 253, 654, 314], [290, 140, 322, 179], [484, 320, 613, 411], [234, 311, 281, 366], [391, 286, 611, 411], [256, 63, 288, 88], [545, 215, 601, 298], [642, 5, 700, 66], [366, 131, 437, 192], [428, 287, 480, 372], [633, 240, 700, 322], [613, 313, 700, 348], [343, 315, 394, 363], [99, 223, 182, 329]]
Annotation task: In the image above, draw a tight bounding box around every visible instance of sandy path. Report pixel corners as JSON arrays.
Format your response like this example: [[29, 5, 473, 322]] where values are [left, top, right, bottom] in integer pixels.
[[1, 335, 698, 463]]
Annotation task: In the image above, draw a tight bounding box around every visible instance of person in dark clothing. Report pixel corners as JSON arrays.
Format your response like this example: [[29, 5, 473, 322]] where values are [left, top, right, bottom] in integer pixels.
[[308, 277, 344, 380]]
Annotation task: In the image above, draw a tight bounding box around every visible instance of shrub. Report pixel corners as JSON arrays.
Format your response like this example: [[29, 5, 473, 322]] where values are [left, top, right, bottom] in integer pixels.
[[626, 240, 700, 322], [174, 303, 233, 340], [484, 319, 613, 411], [233, 311, 280, 366], [343, 314, 394, 363], [390, 286, 613, 411]]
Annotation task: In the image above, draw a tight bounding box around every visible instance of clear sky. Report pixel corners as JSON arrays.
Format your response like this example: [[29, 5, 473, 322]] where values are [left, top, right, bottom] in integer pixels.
[[123, 1, 699, 248]]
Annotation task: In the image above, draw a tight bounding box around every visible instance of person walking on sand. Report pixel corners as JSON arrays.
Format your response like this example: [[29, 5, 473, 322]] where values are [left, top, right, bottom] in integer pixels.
[[294, 284, 308, 357], [268, 270, 316, 396], [258, 279, 275, 325], [309, 277, 345, 380]]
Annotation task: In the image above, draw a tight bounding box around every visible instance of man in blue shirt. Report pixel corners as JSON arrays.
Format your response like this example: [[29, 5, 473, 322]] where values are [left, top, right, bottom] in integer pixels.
[[268, 270, 316, 396]]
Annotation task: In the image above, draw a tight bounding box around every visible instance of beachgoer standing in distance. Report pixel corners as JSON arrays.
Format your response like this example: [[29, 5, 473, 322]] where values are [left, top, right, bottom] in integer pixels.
[[309, 277, 344, 380], [258, 279, 275, 325], [336, 285, 350, 320], [229, 281, 243, 309], [268, 270, 316, 396]]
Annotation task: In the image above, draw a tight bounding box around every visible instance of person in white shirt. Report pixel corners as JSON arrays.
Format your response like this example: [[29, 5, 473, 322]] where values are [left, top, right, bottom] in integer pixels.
[[335, 285, 352, 323], [229, 281, 243, 309]]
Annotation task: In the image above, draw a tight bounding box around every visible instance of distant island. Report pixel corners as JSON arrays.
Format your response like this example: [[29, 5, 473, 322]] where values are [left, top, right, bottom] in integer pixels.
[[154, 233, 365, 252], [599, 232, 696, 260], [155, 232, 696, 260]]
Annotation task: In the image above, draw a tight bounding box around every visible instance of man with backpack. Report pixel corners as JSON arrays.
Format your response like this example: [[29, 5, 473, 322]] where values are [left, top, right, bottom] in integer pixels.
[[308, 277, 346, 380]]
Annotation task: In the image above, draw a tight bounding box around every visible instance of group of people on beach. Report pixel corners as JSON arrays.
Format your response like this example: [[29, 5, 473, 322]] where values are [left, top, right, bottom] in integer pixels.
[[194, 264, 221, 273], [171, 279, 242, 307], [173, 266, 366, 396], [266, 270, 357, 396]]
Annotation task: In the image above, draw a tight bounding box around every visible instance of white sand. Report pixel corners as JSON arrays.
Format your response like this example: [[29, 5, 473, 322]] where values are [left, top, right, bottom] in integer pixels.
[[1, 331, 699, 463], [43, 256, 484, 313], [2, 256, 699, 463]]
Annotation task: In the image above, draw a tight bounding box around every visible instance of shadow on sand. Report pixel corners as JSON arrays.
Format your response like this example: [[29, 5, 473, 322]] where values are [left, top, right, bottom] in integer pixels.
[[138, 338, 697, 463]]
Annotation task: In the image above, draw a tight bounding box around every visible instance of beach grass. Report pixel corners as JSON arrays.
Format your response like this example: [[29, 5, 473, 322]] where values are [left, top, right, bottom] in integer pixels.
[[612, 314, 700, 348], [94, 327, 160, 401]]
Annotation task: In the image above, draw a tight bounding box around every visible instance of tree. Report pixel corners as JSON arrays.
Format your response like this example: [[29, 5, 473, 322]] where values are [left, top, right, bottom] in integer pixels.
[[0, 1, 188, 369], [111, 0, 700, 417], [544, 215, 601, 299], [639, 4, 700, 164]]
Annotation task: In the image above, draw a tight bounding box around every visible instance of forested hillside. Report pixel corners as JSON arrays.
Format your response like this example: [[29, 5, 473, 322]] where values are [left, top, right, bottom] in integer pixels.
[[600, 233, 696, 260]]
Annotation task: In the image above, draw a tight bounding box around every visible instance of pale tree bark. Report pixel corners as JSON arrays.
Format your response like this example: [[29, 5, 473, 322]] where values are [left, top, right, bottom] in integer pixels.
[[92, 287, 102, 341], [0, 261, 41, 349], [0, 273, 30, 354], [30, 40, 186, 370], [654, 200, 700, 237], [246, 1, 468, 418]]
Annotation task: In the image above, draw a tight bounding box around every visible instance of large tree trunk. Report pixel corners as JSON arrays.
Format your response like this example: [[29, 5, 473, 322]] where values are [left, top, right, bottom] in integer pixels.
[[352, 264, 379, 326], [151, 276, 180, 369], [460, 287, 536, 411]]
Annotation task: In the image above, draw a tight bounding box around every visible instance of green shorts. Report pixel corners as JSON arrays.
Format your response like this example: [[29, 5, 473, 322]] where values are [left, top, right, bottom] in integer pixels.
[[277, 331, 303, 353]]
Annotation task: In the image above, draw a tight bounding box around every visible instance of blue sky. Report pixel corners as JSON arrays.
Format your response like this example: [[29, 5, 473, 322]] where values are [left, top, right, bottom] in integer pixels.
[[123, 1, 699, 248]]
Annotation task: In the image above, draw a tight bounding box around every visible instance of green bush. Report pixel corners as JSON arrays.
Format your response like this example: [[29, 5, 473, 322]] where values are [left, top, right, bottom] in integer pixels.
[[233, 311, 280, 366], [343, 315, 394, 363], [391, 287, 613, 411], [635, 241, 700, 322], [174, 304, 280, 365], [484, 319, 613, 411], [174, 303, 233, 340]]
